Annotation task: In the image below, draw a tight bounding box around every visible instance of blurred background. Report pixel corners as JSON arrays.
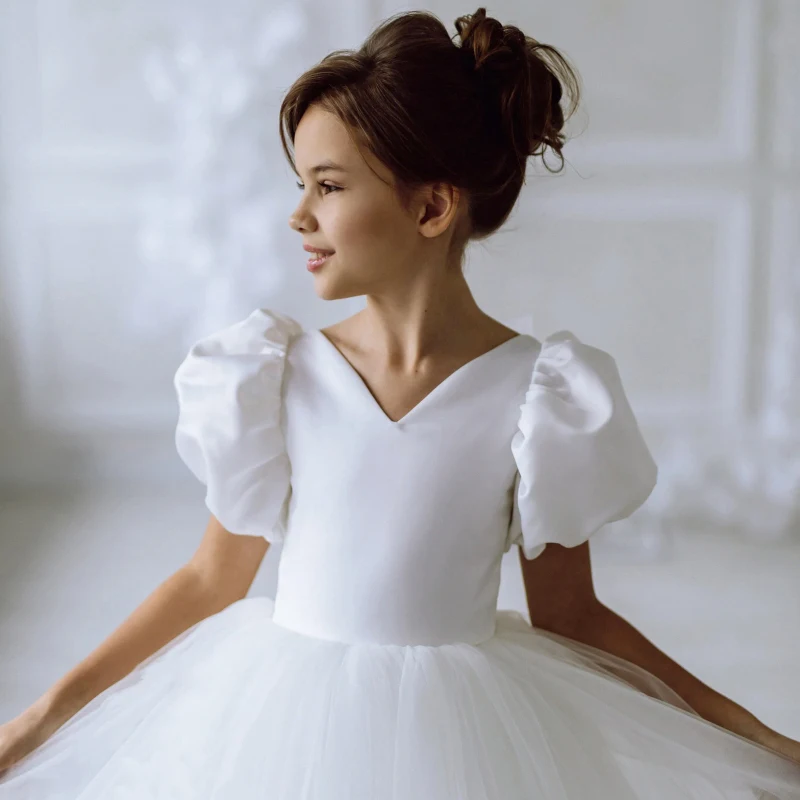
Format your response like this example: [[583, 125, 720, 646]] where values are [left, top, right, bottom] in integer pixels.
[[0, 0, 799, 737]]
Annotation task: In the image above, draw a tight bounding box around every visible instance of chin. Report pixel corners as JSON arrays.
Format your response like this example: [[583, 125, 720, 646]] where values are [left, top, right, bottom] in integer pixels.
[[312, 277, 364, 302]]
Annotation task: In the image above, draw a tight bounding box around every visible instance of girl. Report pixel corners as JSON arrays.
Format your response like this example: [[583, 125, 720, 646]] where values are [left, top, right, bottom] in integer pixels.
[[1, 8, 799, 798]]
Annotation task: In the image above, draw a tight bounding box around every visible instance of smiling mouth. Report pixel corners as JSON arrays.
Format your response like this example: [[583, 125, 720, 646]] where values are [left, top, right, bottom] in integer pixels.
[[307, 252, 333, 269]]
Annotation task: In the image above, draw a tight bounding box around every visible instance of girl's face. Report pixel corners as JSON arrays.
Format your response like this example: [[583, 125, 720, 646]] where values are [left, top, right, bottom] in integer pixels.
[[288, 104, 459, 301]]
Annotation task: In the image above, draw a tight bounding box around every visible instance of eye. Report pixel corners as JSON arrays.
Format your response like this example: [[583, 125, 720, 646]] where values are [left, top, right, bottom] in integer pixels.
[[295, 181, 341, 195]]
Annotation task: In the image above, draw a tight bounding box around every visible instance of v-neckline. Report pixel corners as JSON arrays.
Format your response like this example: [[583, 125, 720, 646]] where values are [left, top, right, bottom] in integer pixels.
[[312, 328, 526, 426]]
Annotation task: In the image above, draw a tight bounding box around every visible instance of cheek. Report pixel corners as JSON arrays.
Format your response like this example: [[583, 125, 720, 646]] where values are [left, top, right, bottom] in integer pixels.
[[334, 196, 411, 253]]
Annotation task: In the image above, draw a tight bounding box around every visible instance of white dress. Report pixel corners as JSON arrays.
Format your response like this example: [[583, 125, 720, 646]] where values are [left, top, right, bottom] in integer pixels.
[[2, 307, 799, 799]]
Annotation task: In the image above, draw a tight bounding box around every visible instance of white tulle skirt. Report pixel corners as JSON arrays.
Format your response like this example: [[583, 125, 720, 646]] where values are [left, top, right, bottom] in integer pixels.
[[1, 596, 798, 799]]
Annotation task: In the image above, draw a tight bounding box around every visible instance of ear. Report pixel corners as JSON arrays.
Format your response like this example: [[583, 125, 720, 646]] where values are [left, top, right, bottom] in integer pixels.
[[417, 182, 462, 239]]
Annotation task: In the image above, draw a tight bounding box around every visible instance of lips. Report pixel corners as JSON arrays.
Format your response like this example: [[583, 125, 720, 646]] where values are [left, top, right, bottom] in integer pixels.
[[303, 245, 334, 255], [306, 250, 332, 272]]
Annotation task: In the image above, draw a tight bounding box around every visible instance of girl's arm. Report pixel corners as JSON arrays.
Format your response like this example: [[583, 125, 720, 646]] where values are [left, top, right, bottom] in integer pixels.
[[32, 514, 269, 728], [520, 541, 800, 764]]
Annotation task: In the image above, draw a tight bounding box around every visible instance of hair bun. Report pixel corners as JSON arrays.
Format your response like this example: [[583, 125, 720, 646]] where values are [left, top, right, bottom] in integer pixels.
[[454, 7, 580, 174], [456, 7, 525, 79]]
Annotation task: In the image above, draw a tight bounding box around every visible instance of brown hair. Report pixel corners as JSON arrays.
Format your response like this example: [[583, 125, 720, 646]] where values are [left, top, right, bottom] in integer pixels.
[[279, 7, 581, 256]]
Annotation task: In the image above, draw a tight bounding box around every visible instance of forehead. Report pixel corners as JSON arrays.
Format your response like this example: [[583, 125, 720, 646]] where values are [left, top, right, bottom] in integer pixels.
[[294, 106, 358, 173], [293, 104, 399, 189]]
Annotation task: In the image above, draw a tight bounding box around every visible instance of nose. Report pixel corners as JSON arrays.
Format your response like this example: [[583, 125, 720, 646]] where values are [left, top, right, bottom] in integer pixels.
[[289, 212, 317, 234], [289, 196, 316, 233]]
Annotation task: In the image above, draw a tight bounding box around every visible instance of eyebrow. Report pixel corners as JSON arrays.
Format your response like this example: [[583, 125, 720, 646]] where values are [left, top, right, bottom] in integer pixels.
[[301, 160, 348, 176]]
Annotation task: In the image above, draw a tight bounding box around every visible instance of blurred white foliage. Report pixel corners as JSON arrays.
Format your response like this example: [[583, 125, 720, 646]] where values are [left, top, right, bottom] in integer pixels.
[[129, 0, 308, 343], [641, 428, 800, 542]]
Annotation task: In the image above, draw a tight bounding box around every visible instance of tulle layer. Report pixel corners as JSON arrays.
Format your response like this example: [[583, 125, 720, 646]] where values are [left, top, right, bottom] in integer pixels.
[[1, 596, 799, 799]]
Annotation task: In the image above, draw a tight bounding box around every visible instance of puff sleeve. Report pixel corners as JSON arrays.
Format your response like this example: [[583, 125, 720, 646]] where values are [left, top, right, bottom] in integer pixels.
[[507, 330, 658, 560], [173, 308, 304, 541]]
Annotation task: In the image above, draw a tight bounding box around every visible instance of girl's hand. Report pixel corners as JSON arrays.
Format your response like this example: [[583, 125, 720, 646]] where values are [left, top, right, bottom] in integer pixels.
[[0, 698, 69, 778]]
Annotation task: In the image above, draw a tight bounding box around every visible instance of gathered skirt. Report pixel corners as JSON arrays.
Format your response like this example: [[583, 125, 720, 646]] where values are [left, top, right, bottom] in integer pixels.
[[1, 595, 799, 799]]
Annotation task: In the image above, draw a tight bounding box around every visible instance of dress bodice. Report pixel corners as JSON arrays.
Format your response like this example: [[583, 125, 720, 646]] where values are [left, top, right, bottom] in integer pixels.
[[273, 329, 535, 645], [174, 309, 658, 646]]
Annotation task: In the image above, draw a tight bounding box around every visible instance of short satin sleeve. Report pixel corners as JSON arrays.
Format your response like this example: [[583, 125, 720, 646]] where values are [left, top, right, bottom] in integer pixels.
[[173, 308, 304, 541], [506, 330, 658, 560]]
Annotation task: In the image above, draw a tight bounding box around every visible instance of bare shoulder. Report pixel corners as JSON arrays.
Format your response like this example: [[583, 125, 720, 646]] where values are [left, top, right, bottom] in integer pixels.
[[318, 315, 362, 356], [463, 315, 523, 351], [482, 317, 522, 342], [318, 316, 356, 343]]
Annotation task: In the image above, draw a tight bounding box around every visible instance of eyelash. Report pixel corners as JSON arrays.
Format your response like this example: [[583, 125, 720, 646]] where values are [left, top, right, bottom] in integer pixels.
[[296, 181, 341, 195]]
